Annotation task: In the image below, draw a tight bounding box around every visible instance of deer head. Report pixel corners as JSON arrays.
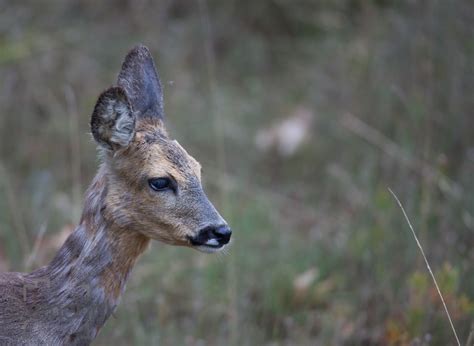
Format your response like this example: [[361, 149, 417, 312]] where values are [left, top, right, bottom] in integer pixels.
[[90, 45, 231, 253]]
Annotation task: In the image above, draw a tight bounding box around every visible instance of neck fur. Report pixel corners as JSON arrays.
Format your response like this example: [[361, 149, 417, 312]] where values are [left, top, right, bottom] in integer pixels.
[[28, 165, 150, 343]]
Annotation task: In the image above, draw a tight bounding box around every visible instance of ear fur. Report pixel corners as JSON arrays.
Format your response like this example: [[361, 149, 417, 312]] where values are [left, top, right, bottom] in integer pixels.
[[117, 44, 164, 120], [90, 86, 135, 150]]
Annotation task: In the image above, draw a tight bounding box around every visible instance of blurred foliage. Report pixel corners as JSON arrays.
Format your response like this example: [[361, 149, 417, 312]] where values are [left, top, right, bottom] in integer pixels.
[[0, 0, 473, 344]]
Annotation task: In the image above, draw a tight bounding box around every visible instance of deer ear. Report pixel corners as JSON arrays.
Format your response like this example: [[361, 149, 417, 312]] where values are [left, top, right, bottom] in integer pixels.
[[90, 87, 135, 150], [117, 45, 164, 120]]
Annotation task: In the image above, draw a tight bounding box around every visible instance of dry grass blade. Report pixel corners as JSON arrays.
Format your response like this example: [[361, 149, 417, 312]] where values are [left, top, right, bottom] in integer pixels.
[[388, 188, 461, 346], [466, 329, 474, 346], [25, 223, 47, 270]]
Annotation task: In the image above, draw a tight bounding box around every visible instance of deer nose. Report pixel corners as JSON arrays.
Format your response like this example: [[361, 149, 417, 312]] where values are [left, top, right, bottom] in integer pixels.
[[190, 224, 232, 248], [211, 225, 232, 245]]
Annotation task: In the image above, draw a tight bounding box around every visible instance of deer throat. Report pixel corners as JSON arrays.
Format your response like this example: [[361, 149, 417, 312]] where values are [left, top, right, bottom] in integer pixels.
[[26, 168, 150, 343]]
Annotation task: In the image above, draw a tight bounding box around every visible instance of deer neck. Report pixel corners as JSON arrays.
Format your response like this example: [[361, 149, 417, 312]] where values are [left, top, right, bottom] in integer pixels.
[[31, 166, 150, 340]]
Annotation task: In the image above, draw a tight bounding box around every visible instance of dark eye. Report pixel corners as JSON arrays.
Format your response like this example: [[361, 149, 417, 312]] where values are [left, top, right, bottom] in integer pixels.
[[148, 177, 172, 191]]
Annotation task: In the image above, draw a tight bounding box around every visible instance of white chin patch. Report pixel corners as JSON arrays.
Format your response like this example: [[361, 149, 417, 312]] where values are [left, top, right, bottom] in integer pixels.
[[193, 244, 225, 254], [205, 238, 219, 246]]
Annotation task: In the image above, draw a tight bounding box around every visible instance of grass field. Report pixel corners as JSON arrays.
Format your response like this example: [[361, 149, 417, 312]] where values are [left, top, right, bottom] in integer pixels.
[[0, 1, 473, 344]]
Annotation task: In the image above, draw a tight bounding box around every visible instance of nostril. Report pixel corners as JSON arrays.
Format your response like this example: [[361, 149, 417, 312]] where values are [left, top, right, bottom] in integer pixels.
[[212, 225, 232, 244], [191, 225, 232, 247]]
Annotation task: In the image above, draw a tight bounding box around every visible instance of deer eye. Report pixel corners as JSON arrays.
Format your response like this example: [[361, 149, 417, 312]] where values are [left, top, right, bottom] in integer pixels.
[[148, 177, 173, 191]]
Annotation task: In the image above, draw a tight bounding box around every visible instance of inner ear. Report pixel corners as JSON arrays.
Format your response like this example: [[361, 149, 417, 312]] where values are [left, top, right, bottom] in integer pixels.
[[90, 87, 135, 150]]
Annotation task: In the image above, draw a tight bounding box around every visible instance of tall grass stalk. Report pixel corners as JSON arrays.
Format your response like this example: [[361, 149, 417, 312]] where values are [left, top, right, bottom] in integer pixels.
[[388, 188, 461, 346]]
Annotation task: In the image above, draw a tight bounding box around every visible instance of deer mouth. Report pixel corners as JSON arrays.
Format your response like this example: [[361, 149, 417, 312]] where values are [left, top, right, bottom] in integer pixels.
[[192, 243, 226, 253], [189, 237, 226, 253]]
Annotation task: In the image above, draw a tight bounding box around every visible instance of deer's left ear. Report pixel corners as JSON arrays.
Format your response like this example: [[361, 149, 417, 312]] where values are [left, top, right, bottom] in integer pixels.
[[90, 86, 135, 150], [117, 45, 164, 120]]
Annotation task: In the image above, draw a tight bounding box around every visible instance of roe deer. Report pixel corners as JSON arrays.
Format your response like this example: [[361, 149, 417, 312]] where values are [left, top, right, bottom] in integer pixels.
[[0, 45, 231, 345]]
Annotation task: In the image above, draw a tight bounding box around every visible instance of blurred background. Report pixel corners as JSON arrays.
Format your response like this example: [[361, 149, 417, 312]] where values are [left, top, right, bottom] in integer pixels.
[[0, 0, 473, 344]]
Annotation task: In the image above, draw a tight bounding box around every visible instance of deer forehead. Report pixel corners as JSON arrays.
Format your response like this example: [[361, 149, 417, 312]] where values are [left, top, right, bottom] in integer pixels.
[[135, 132, 202, 184]]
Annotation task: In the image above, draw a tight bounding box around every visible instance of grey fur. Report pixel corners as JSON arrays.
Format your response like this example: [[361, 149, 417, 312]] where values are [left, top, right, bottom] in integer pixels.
[[90, 87, 135, 150], [91, 45, 165, 150], [0, 170, 121, 345], [117, 45, 164, 120]]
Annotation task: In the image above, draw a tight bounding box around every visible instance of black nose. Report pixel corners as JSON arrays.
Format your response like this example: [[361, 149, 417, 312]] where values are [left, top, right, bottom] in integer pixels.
[[190, 224, 232, 247], [211, 225, 232, 245]]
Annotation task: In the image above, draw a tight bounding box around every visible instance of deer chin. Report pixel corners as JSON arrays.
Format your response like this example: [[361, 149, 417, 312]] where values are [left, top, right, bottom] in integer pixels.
[[188, 234, 229, 253], [192, 243, 226, 254]]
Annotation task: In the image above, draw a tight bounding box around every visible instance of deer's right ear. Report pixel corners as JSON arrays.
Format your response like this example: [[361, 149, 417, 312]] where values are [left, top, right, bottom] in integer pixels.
[[90, 87, 135, 150]]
